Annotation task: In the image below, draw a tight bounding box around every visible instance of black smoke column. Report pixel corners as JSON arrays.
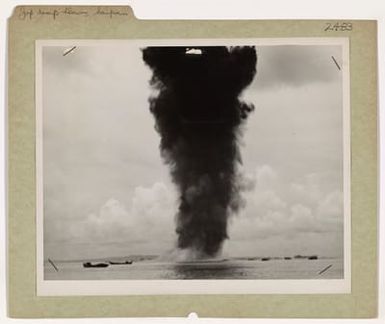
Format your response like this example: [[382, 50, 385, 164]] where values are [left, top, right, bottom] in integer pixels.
[[142, 46, 257, 258]]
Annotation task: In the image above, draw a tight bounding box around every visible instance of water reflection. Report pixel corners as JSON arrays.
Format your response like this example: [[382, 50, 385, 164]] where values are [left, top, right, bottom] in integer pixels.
[[171, 260, 248, 279]]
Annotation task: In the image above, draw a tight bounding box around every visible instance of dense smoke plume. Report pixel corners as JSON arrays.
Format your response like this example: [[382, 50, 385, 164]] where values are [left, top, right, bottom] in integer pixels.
[[142, 46, 257, 258]]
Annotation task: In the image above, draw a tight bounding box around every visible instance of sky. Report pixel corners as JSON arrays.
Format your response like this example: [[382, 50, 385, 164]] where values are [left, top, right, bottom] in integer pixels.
[[42, 42, 345, 260]]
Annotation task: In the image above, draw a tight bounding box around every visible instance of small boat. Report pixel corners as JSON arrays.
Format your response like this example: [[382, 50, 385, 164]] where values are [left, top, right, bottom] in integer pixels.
[[284, 257, 292, 260], [308, 255, 318, 260], [294, 255, 307, 259], [108, 260, 133, 265], [83, 262, 109, 268], [261, 257, 270, 261]]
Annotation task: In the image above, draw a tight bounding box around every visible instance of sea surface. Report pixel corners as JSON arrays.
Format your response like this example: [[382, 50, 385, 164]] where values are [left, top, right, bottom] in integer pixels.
[[44, 256, 343, 280]]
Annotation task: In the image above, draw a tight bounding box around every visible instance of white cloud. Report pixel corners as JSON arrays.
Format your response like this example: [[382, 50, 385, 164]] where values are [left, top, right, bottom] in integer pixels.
[[255, 164, 278, 188], [316, 190, 343, 221], [226, 165, 344, 256], [45, 182, 178, 259], [290, 180, 321, 205], [289, 204, 312, 223], [45, 165, 344, 260]]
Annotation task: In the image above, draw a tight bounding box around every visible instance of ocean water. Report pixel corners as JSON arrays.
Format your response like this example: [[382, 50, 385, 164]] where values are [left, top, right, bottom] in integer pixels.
[[44, 257, 343, 280]]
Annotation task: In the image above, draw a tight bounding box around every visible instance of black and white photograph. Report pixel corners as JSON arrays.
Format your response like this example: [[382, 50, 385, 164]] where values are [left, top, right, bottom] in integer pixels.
[[36, 39, 350, 295]]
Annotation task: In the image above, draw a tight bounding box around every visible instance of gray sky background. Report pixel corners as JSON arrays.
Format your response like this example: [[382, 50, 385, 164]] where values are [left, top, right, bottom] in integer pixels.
[[42, 43, 344, 260]]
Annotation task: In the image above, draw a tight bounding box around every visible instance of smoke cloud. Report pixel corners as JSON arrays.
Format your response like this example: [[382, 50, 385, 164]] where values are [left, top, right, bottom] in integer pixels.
[[142, 46, 257, 258]]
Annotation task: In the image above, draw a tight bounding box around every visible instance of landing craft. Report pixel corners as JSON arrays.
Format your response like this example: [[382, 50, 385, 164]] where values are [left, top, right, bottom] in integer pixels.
[[108, 260, 133, 265], [83, 262, 109, 268]]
